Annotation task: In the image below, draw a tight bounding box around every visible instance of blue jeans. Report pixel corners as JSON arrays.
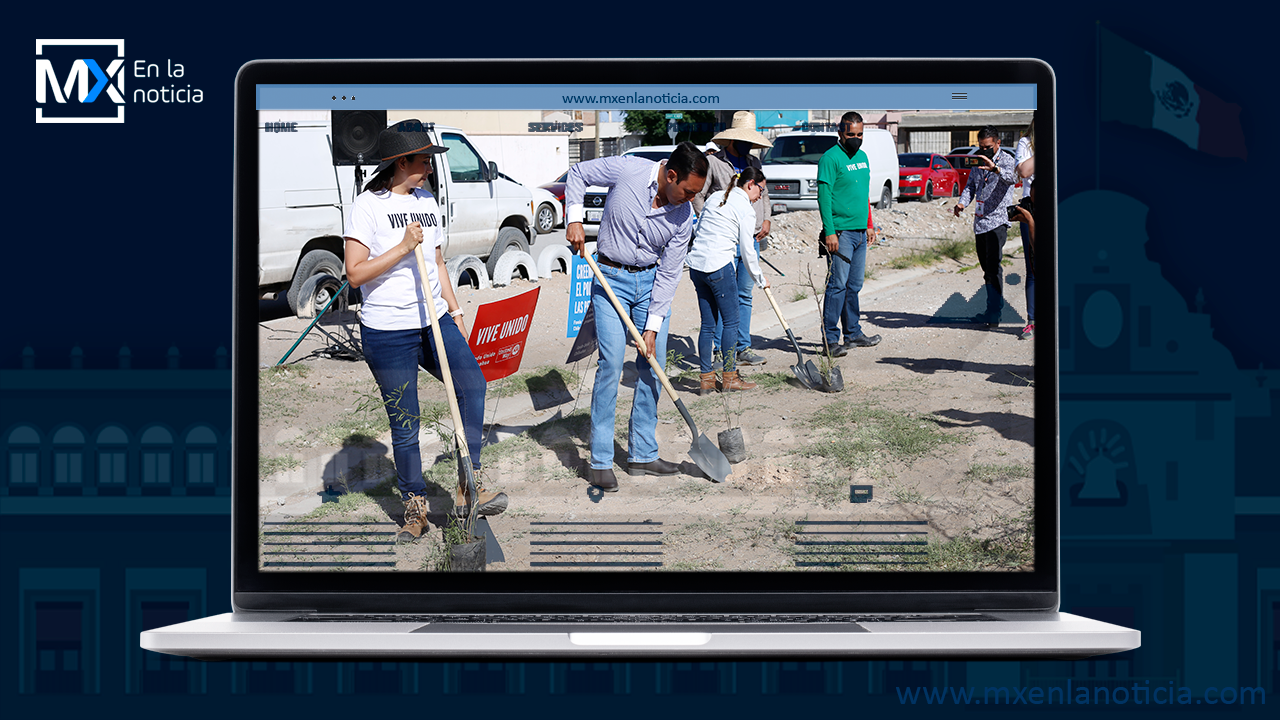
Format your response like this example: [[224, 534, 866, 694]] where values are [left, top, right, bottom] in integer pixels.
[[691, 262, 740, 372], [823, 230, 868, 346], [712, 239, 758, 355], [360, 315, 486, 500], [1020, 221, 1035, 322], [590, 263, 669, 470]]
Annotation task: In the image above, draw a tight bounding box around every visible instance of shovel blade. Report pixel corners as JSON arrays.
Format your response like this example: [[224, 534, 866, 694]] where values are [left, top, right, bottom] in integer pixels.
[[789, 363, 819, 390], [690, 432, 732, 483]]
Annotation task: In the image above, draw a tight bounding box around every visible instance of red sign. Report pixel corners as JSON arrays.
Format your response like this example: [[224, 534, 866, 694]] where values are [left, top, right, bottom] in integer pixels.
[[467, 287, 540, 383]]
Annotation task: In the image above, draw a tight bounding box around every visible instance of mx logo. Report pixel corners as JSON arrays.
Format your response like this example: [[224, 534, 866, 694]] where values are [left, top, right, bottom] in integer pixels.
[[36, 39, 126, 123]]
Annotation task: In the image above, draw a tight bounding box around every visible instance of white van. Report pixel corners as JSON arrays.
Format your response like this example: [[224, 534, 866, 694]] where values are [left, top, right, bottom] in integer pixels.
[[258, 111, 537, 315], [760, 129, 898, 212]]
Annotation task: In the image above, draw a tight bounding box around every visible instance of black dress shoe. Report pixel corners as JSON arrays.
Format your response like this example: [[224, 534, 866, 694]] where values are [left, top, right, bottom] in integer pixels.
[[627, 458, 680, 476], [845, 333, 882, 348], [588, 467, 618, 492]]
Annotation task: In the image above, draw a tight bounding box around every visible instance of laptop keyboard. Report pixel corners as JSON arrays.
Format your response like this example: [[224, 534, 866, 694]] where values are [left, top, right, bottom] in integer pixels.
[[291, 613, 995, 623]]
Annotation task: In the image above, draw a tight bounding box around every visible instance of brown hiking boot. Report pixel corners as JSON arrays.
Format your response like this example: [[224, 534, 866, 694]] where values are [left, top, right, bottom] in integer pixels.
[[699, 372, 718, 396], [398, 494, 429, 542], [720, 370, 756, 391]]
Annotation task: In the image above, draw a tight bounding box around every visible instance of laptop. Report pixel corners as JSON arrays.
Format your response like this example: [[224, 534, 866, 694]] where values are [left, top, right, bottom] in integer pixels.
[[141, 58, 1139, 658]]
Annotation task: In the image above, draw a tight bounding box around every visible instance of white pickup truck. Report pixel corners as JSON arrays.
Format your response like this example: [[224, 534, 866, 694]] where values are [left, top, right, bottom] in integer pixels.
[[258, 112, 538, 315], [760, 129, 898, 213]]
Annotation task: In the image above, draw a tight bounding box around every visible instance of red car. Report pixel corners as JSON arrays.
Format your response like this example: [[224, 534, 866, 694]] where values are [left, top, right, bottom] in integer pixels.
[[944, 153, 986, 191], [898, 153, 960, 201], [537, 170, 568, 204]]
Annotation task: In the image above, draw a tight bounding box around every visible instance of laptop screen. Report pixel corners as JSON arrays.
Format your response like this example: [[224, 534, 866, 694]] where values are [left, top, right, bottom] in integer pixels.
[[236, 60, 1057, 610]]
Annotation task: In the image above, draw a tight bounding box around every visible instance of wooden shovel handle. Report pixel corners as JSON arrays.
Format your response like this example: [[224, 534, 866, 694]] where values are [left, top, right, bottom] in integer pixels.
[[582, 253, 681, 403], [414, 245, 472, 468], [761, 286, 792, 334]]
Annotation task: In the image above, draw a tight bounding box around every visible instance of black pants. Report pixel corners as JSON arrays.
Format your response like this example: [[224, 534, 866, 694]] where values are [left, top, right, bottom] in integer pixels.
[[975, 225, 1008, 316]]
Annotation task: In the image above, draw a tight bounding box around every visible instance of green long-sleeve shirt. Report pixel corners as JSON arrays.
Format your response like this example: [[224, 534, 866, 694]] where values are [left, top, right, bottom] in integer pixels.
[[817, 144, 871, 237]]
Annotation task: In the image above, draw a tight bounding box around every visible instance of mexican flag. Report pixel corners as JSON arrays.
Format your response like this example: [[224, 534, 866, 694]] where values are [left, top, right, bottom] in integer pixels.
[[1100, 27, 1247, 160]]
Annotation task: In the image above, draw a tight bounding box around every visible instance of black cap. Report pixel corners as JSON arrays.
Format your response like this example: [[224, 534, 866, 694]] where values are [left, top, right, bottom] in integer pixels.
[[373, 119, 447, 174]]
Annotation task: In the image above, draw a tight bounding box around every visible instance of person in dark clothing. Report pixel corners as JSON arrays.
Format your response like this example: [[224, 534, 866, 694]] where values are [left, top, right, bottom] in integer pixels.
[[953, 126, 1018, 327]]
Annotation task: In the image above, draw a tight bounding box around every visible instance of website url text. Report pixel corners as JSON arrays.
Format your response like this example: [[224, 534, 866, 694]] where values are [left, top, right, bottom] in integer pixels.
[[896, 682, 1264, 706], [561, 93, 719, 105]]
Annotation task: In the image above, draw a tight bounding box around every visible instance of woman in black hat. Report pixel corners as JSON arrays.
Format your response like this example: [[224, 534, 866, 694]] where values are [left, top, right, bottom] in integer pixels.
[[343, 119, 506, 542]]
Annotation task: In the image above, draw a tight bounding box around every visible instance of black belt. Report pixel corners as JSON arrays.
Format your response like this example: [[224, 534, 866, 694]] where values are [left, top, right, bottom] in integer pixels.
[[598, 254, 656, 273]]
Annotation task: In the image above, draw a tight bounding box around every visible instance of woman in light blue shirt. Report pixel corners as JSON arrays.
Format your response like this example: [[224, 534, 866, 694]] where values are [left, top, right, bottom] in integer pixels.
[[687, 168, 770, 395]]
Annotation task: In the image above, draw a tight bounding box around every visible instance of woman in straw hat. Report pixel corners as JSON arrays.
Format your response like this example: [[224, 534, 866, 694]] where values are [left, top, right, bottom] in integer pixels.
[[343, 119, 507, 542]]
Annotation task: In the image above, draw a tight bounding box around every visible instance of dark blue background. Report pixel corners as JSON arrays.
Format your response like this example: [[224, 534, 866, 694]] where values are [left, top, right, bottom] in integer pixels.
[[5, 3, 1275, 717], [14, 8, 1272, 372]]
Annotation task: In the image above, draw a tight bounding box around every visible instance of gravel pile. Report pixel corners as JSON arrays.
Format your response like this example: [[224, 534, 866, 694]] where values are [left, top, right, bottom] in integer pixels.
[[763, 199, 976, 254]]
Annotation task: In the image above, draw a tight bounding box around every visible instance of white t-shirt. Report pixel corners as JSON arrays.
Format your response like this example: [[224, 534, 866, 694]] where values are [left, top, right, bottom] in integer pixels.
[[344, 188, 449, 331], [688, 186, 765, 288], [1015, 136, 1035, 199]]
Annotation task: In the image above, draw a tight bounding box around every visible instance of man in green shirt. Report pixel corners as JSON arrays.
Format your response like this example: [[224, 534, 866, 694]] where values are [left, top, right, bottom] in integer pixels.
[[818, 111, 881, 357]]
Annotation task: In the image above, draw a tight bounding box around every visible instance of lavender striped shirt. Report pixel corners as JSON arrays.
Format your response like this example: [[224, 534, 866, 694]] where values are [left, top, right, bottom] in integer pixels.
[[957, 149, 1017, 235], [566, 155, 694, 332]]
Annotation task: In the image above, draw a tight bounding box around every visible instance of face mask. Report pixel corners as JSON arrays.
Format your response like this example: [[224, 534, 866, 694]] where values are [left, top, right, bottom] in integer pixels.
[[733, 140, 752, 156], [978, 147, 996, 159], [842, 137, 862, 154]]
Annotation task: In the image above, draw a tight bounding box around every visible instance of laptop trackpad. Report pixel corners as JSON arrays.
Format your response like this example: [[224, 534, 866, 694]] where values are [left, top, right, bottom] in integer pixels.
[[570, 632, 711, 646]]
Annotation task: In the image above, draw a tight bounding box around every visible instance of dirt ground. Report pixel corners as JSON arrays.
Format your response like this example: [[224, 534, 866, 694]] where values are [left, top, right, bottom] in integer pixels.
[[257, 199, 1035, 574]]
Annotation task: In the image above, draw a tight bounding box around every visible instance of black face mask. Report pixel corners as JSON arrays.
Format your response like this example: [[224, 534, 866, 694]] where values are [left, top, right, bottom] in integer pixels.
[[842, 137, 862, 154], [732, 140, 753, 156], [978, 147, 996, 159]]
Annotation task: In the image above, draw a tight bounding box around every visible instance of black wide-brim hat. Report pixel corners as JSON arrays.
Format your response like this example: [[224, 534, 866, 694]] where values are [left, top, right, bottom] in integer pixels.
[[374, 119, 448, 174]]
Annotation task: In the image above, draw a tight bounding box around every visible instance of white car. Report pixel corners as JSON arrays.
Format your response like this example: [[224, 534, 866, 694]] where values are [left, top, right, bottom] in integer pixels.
[[499, 171, 563, 234], [581, 145, 682, 238], [761, 129, 898, 212], [531, 187, 563, 234]]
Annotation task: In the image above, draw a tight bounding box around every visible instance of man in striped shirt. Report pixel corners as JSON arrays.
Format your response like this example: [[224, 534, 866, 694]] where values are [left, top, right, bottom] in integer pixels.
[[565, 142, 709, 492]]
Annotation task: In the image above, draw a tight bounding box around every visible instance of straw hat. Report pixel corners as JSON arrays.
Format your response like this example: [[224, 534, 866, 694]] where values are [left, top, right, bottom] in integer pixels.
[[710, 111, 773, 149]]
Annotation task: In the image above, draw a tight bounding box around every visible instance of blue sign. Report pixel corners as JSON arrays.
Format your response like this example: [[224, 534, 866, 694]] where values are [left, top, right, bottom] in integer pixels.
[[566, 253, 594, 338]]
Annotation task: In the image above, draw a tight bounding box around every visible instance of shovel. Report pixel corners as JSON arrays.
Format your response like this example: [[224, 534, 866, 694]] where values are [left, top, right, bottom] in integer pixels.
[[760, 286, 829, 392], [583, 253, 732, 483], [810, 249, 852, 393], [413, 245, 500, 555], [759, 255, 785, 277]]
